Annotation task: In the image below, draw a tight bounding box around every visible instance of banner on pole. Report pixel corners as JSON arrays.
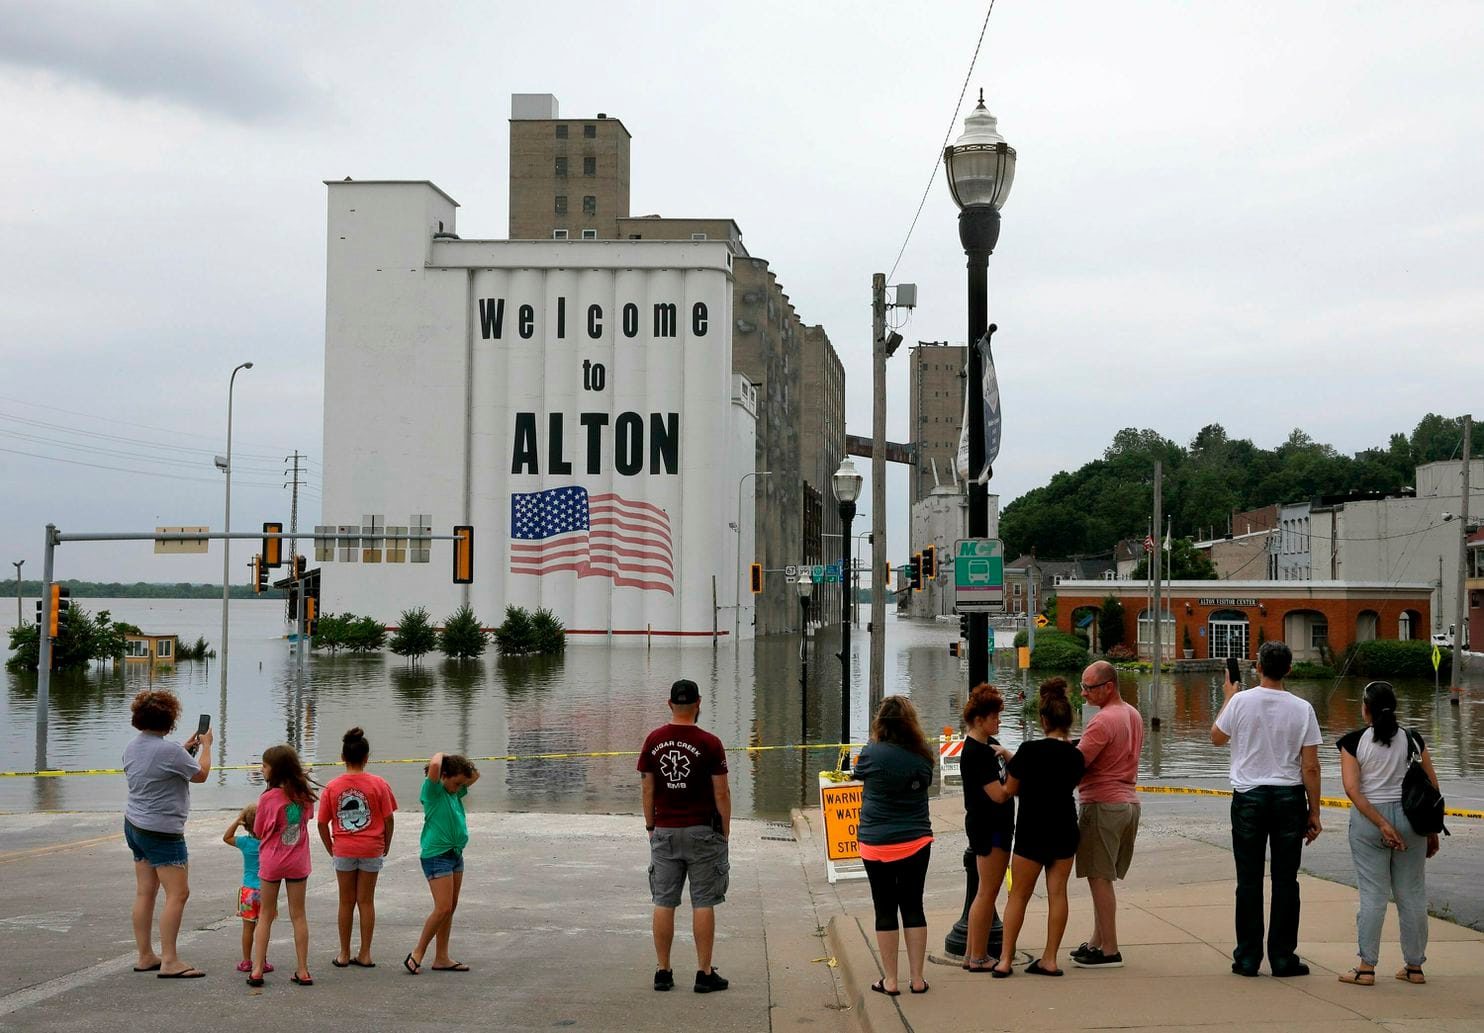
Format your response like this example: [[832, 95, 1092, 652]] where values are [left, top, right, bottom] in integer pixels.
[[955, 331, 1002, 485]]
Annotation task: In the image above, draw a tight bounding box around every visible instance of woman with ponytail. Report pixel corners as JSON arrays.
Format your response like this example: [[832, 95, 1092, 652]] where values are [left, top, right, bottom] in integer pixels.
[[318, 727, 398, 968], [250, 745, 318, 987], [1335, 681, 1440, 987], [987, 678, 1085, 977]]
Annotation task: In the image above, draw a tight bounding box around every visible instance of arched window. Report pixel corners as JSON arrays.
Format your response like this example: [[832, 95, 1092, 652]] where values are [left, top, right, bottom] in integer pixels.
[[1208, 608, 1250, 660]]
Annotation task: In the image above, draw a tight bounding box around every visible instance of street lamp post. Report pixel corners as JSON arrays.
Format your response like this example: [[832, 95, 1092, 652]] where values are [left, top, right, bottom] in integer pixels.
[[796, 572, 813, 742], [833, 458, 863, 757], [734, 470, 772, 640], [12, 560, 22, 626], [941, 89, 1015, 961], [220, 361, 254, 701]]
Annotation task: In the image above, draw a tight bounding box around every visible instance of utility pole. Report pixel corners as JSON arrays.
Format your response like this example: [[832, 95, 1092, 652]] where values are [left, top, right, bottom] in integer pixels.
[[1453, 414, 1472, 699], [869, 274, 888, 704], [11, 560, 21, 626], [284, 451, 302, 573], [1151, 461, 1163, 721]]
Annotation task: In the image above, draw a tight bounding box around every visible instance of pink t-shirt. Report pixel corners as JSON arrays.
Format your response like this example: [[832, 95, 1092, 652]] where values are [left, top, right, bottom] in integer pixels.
[[254, 786, 316, 881], [1077, 699, 1144, 804]]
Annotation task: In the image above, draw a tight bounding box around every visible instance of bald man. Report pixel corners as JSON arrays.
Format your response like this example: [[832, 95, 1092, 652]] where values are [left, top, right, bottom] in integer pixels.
[[1070, 660, 1144, 969]]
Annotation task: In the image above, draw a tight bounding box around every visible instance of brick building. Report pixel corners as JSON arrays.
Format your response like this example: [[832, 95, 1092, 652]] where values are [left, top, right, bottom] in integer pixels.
[[1054, 580, 1433, 663]]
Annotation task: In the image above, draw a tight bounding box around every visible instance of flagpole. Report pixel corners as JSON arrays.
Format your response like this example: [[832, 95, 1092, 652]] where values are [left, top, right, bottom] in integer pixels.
[[1151, 461, 1163, 724]]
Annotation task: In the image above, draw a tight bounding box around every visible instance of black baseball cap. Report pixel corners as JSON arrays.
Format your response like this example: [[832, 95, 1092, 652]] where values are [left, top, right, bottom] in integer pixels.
[[669, 679, 701, 704]]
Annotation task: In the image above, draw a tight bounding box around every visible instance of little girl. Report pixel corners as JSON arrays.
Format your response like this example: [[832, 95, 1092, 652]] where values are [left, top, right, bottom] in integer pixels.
[[405, 752, 479, 975], [318, 726, 398, 968], [222, 804, 272, 975], [250, 745, 317, 988], [988, 679, 1086, 978]]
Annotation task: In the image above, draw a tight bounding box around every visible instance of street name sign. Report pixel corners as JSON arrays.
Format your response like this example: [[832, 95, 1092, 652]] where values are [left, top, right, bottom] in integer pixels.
[[953, 538, 1004, 613], [154, 526, 209, 555]]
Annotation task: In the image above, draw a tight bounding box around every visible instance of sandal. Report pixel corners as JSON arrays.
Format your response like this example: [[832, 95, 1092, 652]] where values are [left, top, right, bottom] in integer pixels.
[[869, 978, 900, 997], [962, 957, 996, 972], [1338, 968, 1375, 986], [909, 980, 930, 994], [403, 953, 421, 975], [991, 964, 1013, 979], [1396, 966, 1425, 984], [1026, 960, 1063, 977]]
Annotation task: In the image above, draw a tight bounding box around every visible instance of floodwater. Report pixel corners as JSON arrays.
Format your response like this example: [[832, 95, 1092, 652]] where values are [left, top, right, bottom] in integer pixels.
[[5, 599, 1484, 817]]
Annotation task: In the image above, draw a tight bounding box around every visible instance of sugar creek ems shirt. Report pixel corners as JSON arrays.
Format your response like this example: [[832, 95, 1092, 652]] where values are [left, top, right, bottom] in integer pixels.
[[638, 723, 729, 828]]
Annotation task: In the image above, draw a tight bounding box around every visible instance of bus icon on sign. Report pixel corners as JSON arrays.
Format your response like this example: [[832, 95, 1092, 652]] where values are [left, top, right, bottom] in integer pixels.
[[965, 558, 994, 585]]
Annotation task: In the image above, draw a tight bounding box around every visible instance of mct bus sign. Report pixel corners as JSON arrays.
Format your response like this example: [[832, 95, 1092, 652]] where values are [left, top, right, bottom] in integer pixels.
[[320, 183, 754, 641], [953, 537, 1005, 613]]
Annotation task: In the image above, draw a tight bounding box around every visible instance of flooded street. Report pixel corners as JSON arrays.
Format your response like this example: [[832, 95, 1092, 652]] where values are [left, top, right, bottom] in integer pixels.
[[6, 599, 1484, 817]]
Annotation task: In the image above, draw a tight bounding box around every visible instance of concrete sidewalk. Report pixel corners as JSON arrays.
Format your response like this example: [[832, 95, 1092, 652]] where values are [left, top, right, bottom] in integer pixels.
[[808, 798, 1484, 1033], [0, 810, 853, 1033]]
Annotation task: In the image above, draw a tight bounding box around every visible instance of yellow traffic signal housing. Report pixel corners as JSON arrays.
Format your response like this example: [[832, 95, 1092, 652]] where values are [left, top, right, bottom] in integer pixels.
[[47, 584, 61, 637], [749, 562, 763, 594], [305, 596, 317, 635], [453, 525, 474, 584], [922, 544, 937, 579], [262, 522, 283, 567]]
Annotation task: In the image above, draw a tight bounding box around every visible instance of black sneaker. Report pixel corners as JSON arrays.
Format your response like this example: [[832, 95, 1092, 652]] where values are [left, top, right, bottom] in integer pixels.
[[1069, 942, 1096, 963], [653, 969, 674, 992], [1071, 948, 1123, 969], [694, 968, 730, 993], [1271, 961, 1310, 978]]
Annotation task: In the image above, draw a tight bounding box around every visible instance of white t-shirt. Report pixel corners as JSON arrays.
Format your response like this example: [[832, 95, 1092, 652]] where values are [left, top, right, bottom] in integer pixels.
[[1336, 726, 1413, 805], [1214, 687, 1322, 792]]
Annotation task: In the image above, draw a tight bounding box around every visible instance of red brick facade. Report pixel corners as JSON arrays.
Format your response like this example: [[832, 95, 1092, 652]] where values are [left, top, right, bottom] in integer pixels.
[[1057, 584, 1432, 660]]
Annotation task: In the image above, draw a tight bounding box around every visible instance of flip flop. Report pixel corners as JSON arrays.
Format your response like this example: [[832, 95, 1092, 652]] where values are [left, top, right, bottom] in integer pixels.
[[962, 958, 996, 973], [1026, 960, 1063, 977], [133, 963, 162, 972], [331, 958, 350, 968], [869, 978, 900, 997], [291, 973, 314, 986], [403, 953, 421, 975], [431, 962, 470, 972], [991, 964, 1013, 978], [909, 981, 930, 994], [1338, 968, 1375, 986], [349, 959, 376, 968], [158, 968, 206, 979]]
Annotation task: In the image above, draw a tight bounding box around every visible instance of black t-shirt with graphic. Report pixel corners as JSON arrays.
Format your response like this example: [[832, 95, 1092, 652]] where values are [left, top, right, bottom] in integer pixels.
[[961, 735, 1014, 835]]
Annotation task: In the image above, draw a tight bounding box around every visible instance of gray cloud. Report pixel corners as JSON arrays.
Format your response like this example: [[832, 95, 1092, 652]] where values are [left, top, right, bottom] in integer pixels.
[[0, 1, 315, 120]]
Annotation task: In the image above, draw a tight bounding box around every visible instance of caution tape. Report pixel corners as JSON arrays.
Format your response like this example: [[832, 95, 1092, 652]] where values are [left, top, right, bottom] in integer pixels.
[[0, 742, 867, 780], [1136, 784, 1484, 821]]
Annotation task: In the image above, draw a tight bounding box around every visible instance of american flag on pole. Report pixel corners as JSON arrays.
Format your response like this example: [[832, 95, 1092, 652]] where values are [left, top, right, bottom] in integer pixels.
[[510, 486, 674, 594], [1143, 534, 1156, 552]]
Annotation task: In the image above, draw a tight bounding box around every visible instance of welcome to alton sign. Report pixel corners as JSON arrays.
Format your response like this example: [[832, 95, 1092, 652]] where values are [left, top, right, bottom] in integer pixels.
[[320, 183, 753, 640]]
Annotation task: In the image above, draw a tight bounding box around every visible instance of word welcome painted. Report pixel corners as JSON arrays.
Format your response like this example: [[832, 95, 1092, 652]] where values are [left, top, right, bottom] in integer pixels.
[[479, 298, 709, 341]]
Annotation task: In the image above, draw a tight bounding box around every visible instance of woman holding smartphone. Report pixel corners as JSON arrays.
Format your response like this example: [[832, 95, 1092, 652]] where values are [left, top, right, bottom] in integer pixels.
[[122, 690, 212, 979]]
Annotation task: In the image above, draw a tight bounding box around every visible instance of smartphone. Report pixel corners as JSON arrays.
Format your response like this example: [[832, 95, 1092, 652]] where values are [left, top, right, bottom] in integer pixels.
[[187, 713, 210, 755], [1225, 657, 1242, 688]]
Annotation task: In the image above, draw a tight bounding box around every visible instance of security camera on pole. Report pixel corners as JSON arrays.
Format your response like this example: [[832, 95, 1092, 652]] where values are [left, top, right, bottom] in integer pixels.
[[941, 89, 1015, 961]]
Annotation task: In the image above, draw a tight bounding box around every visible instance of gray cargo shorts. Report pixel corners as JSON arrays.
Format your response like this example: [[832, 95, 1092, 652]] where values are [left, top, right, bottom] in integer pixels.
[[648, 825, 730, 908]]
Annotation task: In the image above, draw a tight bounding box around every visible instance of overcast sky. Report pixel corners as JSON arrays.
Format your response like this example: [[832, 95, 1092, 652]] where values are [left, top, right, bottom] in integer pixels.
[[2, 0, 1481, 585]]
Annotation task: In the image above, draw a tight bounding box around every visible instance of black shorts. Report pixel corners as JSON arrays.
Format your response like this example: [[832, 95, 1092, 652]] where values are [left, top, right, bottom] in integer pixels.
[[966, 815, 1012, 857]]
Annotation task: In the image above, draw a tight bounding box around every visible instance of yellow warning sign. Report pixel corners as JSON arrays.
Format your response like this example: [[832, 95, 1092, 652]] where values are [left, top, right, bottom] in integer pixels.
[[819, 780, 863, 861], [1018, 646, 1031, 669], [1035, 613, 1050, 629]]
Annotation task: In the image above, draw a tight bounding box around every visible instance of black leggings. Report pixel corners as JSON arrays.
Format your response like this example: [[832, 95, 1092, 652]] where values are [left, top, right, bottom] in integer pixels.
[[863, 844, 931, 932]]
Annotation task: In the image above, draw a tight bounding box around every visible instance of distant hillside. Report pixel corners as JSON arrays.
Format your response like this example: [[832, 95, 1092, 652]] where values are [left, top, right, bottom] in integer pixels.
[[1000, 413, 1480, 560], [11, 580, 285, 600]]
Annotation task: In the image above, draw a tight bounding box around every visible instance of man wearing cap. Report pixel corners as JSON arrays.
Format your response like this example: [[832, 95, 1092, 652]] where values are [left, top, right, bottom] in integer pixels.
[[639, 679, 732, 994]]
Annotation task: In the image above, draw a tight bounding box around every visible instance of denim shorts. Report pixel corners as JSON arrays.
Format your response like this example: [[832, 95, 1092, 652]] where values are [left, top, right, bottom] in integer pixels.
[[420, 850, 464, 880], [124, 819, 188, 868], [333, 855, 385, 873]]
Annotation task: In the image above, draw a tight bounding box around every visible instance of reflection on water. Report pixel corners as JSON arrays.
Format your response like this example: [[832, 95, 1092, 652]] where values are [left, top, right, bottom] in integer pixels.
[[6, 600, 1484, 817]]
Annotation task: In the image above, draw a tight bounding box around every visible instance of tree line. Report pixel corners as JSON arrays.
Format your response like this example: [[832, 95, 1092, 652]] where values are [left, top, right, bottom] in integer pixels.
[[999, 413, 1480, 561], [7, 580, 284, 600]]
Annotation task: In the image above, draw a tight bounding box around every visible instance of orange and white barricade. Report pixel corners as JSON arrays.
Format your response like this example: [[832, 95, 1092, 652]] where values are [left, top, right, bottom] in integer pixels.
[[938, 729, 965, 784]]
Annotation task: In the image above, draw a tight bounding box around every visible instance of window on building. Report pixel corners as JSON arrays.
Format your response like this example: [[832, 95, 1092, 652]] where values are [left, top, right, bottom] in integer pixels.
[[691, 232, 708, 240], [126, 639, 150, 658], [1310, 621, 1329, 650], [582, 195, 596, 215], [555, 195, 567, 214], [156, 638, 173, 658], [583, 156, 596, 176], [553, 229, 569, 239], [584, 124, 596, 138], [555, 124, 568, 139], [555, 157, 568, 177], [581, 228, 597, 239]]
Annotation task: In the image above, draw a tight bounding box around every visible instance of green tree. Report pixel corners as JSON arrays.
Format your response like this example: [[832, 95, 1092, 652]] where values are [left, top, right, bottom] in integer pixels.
[[344, 615, 387, 654], [494, 606, 536, 655], [390, 607, 439, 662], [1098, 595, 1126, 651], [312, 612, 352, 654], [531, 607, 567, 655], [437, 605, 488, 660], [1132, 538, 1218, 580]]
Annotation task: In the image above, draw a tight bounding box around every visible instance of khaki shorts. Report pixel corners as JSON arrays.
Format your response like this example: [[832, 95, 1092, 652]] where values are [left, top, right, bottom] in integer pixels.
[[649, 825, 730, 908], [1076, 802, 1140, 880]]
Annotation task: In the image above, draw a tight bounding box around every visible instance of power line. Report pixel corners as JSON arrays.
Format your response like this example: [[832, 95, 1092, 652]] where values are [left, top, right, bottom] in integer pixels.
[[886, 0, 997, 283], [0, 445, 294, 489], [0, 409, 286, 463], [0, 393, 299, 456]]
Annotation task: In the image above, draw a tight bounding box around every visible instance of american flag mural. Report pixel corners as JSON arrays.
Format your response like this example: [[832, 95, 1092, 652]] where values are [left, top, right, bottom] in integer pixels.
[[510, 486, 675, 595]]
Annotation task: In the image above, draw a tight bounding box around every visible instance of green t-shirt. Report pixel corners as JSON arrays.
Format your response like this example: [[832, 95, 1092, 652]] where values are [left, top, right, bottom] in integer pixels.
[[419, 777, 469, 857]]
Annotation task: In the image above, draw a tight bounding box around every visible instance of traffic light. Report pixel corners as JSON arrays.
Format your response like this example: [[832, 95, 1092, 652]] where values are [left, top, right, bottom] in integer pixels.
[[44, 584, 69, 637], [911, 553, 923, 592], [262, 522, 283, 568], [883, 562, 891, 587], [959, 613, 969, 638], [453, 524, 474, 584], [294, 554, 307, 578], [749, 562, 763, 594], [305, 596, 317, 636], [922, 544, 937, 579], [253, 555, 267, 594]]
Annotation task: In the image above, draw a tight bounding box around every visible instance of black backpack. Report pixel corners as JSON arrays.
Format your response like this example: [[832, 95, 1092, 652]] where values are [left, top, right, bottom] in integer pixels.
[[1401, 730, 1449, 837]]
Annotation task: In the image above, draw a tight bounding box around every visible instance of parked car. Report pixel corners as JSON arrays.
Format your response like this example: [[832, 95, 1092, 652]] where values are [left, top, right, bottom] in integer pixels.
[[1431, 623, 1470, 649]]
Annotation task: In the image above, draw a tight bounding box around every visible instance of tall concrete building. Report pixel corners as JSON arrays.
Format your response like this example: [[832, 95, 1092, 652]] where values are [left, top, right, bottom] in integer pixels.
[[909, 342, 966, 509], [509, 94, 631, 241], [506, 94, 844, 635]]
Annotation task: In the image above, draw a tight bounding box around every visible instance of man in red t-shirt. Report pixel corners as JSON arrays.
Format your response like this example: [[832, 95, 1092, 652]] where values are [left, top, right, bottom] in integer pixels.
[[638, 679, 732, 994], [1071, 660, 1145, 969]]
